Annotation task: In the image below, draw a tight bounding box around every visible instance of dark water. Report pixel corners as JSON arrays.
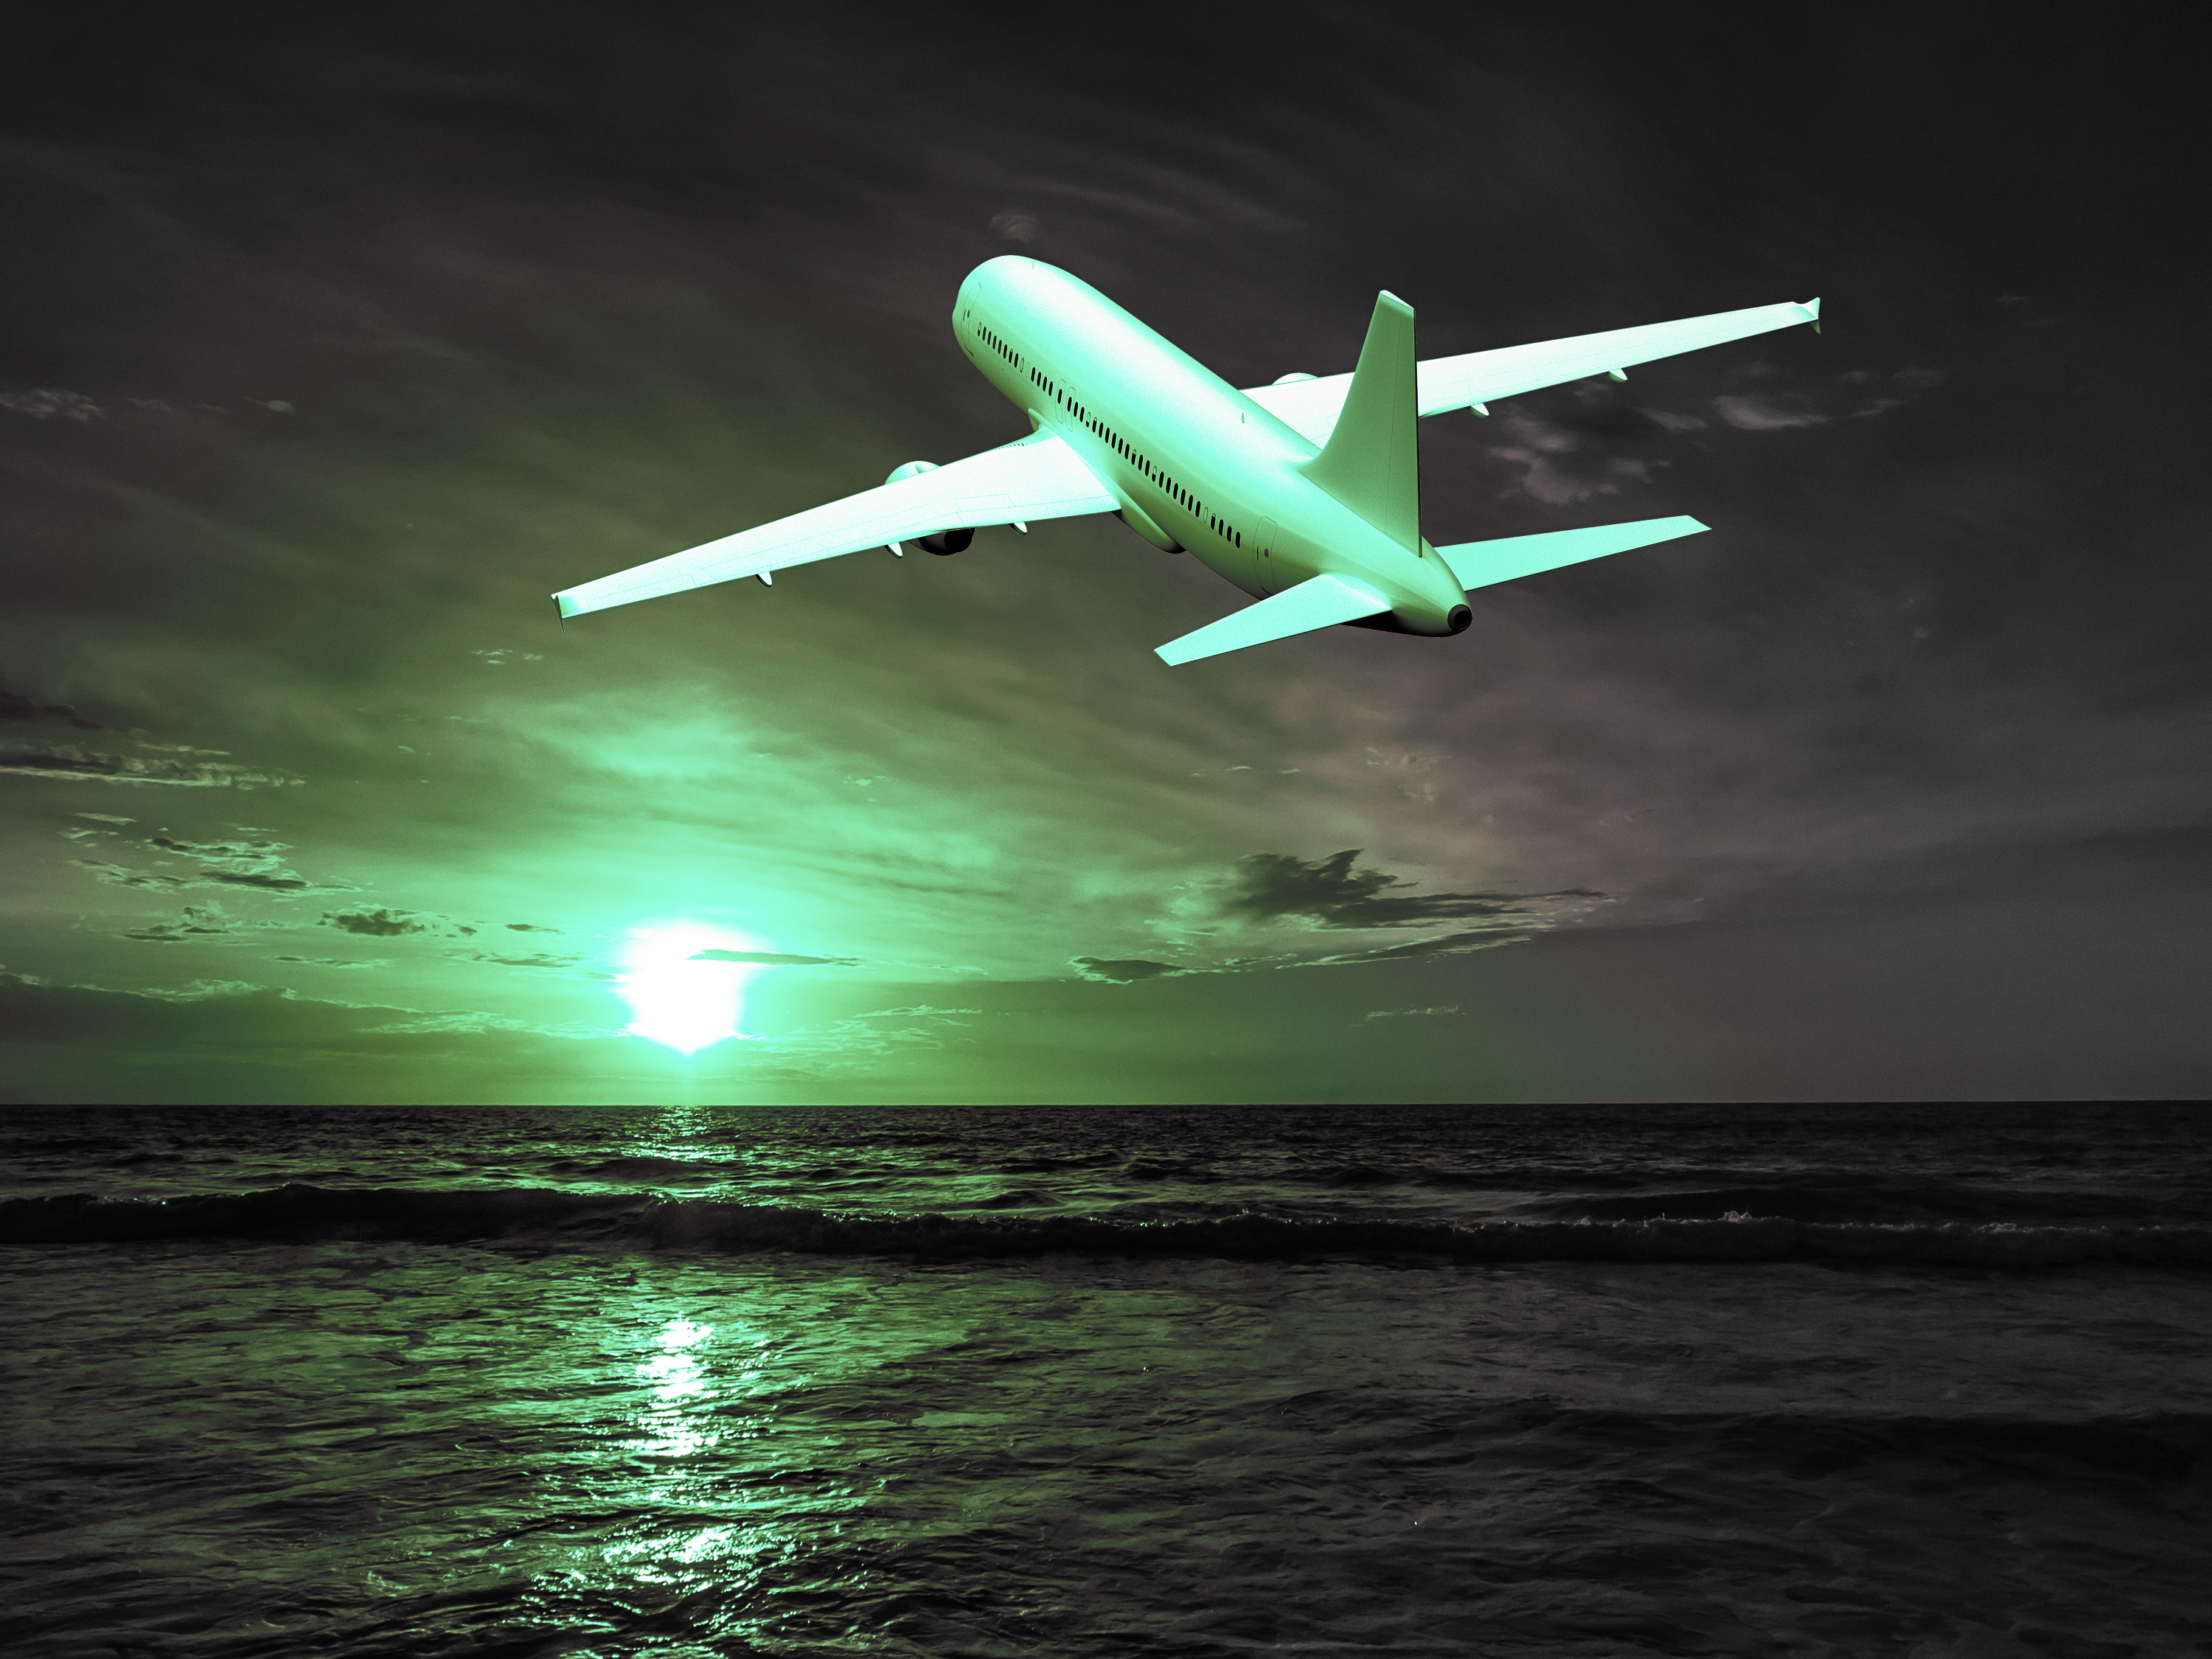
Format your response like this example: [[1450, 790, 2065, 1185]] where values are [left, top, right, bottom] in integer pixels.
[[4, 1105, 2208, 1658]]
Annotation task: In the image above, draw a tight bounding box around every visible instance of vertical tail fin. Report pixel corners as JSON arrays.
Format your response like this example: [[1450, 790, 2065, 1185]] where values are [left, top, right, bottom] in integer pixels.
[[1298, 290, 1419, 552]]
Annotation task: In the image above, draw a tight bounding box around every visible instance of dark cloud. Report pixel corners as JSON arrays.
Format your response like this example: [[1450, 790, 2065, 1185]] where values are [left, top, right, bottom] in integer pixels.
[[324, 908, 433, 938], [1224, 850, 1601, 931], [149, 835, 271, 858], [121, 904, 236, 943], [687, 949, 858, 967], [1070, 957, 1184, 983], [1, 681, 100, 728]]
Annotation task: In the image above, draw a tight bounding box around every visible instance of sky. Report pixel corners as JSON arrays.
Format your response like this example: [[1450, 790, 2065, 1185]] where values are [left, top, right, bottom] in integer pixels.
[[2, 3, 2205, 1105]]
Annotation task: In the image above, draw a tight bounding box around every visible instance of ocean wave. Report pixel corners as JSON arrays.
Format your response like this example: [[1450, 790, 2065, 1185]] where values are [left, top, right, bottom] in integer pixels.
[[1264, 1166, 2168, 1225], [1517, 1180, 2162, 1226], [4, 1185, 2211, 1267]]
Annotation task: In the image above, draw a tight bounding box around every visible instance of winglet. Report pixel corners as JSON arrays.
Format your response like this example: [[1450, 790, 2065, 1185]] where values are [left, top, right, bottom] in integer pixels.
[[1803, 297, 1822, 333], [553, 592, 582, 623]]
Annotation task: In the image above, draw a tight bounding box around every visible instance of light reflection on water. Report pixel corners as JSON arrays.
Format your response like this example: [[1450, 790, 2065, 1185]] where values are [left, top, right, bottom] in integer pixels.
[[588, 1313, 742, 1623], [503, 1287, 813, 1650], [637, 1315, 715, 1450]]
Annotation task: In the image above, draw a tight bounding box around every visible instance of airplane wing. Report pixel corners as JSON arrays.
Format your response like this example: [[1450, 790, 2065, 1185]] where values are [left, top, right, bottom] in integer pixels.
[[1155, 574, 1390, 666], [553, 430, 1119, 619], [1243, 298, 1821, 445]]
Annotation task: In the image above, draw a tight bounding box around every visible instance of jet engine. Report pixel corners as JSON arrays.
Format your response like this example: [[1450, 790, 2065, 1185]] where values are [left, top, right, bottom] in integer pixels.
[[884, 459, 974, 554]]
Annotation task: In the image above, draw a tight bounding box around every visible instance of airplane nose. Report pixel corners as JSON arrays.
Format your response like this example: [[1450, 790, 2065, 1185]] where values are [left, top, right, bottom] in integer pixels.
[[1447, 604, 1471, 633]]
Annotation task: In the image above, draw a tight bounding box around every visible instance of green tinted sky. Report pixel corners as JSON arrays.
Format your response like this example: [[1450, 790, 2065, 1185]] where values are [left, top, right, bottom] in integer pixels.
[[4, 5, 2206, 1104]]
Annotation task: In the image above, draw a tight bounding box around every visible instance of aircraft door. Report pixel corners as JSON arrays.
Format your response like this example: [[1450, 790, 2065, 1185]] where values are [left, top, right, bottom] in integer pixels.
[[1256, 516, 1281, 594]]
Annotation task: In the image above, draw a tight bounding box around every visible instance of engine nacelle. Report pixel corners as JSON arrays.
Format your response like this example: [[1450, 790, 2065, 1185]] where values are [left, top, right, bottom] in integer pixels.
[[885, 460, 973, 554], [1271, 372, 1318, 385]]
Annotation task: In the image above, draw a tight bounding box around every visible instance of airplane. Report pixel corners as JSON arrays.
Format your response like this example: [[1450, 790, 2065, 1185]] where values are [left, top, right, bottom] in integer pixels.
[[552, 257, 1820, 665]]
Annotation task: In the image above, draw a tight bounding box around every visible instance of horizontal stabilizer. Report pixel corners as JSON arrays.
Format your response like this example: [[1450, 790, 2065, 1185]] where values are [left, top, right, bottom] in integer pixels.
[[1435, 515, 1708, 592], [552, 431, 1116, 619], [1155, 573, 1390, 666]]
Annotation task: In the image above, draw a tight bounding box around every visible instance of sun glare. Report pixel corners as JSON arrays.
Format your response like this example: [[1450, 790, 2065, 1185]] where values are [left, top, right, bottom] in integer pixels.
[[619, 923, 765, 1054]]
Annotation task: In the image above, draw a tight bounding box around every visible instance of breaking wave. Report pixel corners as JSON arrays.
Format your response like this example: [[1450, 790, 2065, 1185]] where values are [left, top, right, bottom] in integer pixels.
[[5, 1185, 2211, 1267]]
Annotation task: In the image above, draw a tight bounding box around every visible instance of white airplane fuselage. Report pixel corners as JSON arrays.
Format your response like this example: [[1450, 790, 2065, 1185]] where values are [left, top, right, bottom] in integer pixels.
[[953, 256, 1470, 634]]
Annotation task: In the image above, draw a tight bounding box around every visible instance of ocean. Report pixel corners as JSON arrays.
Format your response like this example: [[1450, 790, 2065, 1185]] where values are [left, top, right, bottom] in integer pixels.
[[3, 1103, 2207, 1658]]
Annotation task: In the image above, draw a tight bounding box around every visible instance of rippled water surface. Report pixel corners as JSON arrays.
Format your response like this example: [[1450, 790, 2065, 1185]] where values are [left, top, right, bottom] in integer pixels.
[[4, 1103, 2209, 1657]]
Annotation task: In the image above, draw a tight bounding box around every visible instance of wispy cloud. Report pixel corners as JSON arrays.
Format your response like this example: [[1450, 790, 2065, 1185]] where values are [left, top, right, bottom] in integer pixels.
[[1711, 393, 1829, 431], [72, 860, 198, 893], [1307, 928, 1538, 964], [742, 1005, 987, 1066], [2, 743, 303, 789], [361, 1010, 607, 1037], [458, 950, 588, 972], [688, 949, 858, 966], [0, 388, 101, 422], [1484, 411, 1665, 504], [76, 826, 345, 900]]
